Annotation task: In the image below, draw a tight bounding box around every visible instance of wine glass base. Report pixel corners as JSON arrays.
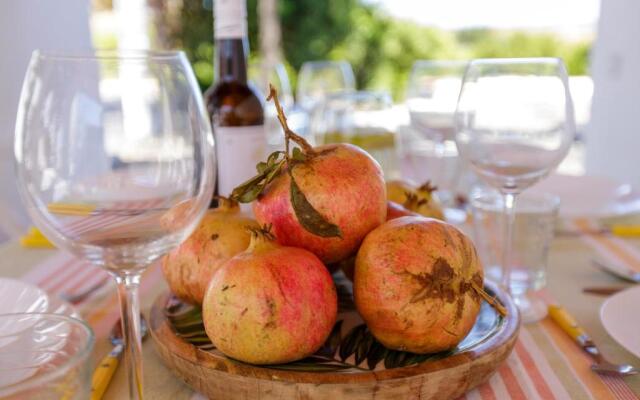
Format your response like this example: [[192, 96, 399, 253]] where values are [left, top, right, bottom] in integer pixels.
[[513, 293, 547, 324]]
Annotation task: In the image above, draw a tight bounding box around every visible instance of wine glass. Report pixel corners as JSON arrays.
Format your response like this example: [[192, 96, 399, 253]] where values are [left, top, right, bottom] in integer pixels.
[[310, 90, 398, 176], [404, 60, 467, 205], [248, 61, 296, 150], [455, 58, 575, 321], [14, 50, 214, 398], [296, 60, 355, 112]]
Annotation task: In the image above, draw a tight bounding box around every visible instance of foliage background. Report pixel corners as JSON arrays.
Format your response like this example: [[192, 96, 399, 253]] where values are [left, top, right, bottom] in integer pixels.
[[166, 0, 591, 99]]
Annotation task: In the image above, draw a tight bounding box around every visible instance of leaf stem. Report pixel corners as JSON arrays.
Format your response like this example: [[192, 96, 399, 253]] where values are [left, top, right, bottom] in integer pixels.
[[471, 281, 508, 317], [267, 84, 316, 157]]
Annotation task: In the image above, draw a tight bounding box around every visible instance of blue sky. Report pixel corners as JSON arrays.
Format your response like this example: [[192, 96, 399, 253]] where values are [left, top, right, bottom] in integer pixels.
[[369, 0, 600, 32]]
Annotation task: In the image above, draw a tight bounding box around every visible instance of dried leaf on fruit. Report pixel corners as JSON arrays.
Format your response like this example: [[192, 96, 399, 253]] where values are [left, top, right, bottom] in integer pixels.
[[289, 173, 342, 238]]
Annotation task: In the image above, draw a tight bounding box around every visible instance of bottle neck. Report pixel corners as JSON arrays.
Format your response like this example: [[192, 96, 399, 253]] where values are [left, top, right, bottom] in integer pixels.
[[215, 37, 248, 83]]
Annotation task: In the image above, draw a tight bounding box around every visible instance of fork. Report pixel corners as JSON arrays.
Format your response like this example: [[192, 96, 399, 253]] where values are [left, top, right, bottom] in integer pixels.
[[60, 277, 110, 305], [548, 305, 638, 376]]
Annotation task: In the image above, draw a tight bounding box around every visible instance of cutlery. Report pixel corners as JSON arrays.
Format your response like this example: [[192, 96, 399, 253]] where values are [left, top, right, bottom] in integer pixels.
[[91, 315, 149, 400], [60, 277, 110, 305], [548, 305, 638, 376], [592, 258, 640, 283], [556, 224, 640, 238], [20, 227, 54, 248], [582, 286, 628, 296]]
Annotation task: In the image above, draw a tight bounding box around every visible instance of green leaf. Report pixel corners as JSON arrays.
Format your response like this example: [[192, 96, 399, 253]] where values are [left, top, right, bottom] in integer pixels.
[[291, 147, 307, 162], [267, 151, 285, 166], [268, 360, 354, 372], [289, 173, 342, 238], [316, 320, 343, 358], [384, 350, 410, 369], [355, 330, 374, 366], [339, 324, 366, 362], [230, 151, 286, 203], [256, 161, 268, 174], [366, 340, 388, 370]]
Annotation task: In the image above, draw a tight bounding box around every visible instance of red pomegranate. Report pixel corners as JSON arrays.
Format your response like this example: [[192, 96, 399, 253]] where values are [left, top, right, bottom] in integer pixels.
[[161, 198, 259, 305], [386, 200, 420, 220], [354, 216, 484, 354], [202, 228, 338, 365], [253, 143, 386, 264]]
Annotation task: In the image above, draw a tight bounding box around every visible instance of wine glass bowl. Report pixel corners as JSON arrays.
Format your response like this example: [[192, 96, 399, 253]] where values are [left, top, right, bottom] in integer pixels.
[[296, 60, 356, 112], [14, 50, 214, 398], [404, 60, 468, 204], [406, 60, 467, 143], [455, 58, 575, 194]]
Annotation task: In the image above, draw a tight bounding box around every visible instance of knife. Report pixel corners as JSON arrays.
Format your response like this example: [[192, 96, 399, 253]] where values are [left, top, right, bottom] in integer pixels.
[[592, 258, 640, 283]]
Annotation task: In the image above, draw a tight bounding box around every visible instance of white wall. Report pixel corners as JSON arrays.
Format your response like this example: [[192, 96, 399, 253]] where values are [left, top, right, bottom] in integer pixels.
[[0, 0, 92, 239], [586, 0, 640, 187]]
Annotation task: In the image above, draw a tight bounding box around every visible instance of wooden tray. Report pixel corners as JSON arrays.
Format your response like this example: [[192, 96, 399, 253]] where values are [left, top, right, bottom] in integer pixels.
[[149, 276, 519, 400]]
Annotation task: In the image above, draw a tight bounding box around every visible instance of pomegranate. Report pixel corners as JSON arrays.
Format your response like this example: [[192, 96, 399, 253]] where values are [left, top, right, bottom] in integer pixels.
[[386, 180, 445, 220], [386, 200, 420, 220], [253, 142, 386, 264], [161, 198, 259, 305], [202, 228, 337, 364], [354, 216, 483, 354]]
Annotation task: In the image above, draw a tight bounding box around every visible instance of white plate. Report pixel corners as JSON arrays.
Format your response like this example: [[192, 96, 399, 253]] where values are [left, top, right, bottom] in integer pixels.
[[529, 174, 640, 218], [600, 285, 640, 359], [0, 278, 49, 315], [0, 281, 79, 389], [0, 278, 49, 347]]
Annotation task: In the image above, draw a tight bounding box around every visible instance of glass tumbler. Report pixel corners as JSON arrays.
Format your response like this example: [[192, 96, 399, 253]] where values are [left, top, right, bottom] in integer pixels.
[[0, 313, 94, 399], [471, 191, 560, 323]]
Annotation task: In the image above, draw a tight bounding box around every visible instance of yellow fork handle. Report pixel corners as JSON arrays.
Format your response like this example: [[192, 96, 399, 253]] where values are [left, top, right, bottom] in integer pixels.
[[611, 225, 640, 237], [548, 304, 587, 342], [90, 344, 123, 400]]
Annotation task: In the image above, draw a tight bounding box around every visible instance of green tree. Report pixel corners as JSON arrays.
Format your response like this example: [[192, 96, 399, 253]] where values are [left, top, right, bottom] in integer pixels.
[[168, 0, 592, 97]]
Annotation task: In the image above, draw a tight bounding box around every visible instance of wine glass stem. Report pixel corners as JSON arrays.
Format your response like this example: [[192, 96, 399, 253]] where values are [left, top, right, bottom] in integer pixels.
[[114, 273, 144, 400], [501, 192, 517, 292]]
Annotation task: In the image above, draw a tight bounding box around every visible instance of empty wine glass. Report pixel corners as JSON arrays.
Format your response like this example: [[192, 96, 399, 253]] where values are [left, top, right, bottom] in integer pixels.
[[296, 60, 355, 112], [455, 58, 575, 320], [405, 60, 467, 205], [248, 61, 295, 150], [310, 91, 398, 176], [14, 50, 214, 398]]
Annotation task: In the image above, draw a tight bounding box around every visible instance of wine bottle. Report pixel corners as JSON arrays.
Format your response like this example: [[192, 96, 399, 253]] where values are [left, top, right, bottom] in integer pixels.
[[205, 0, 265, 200]]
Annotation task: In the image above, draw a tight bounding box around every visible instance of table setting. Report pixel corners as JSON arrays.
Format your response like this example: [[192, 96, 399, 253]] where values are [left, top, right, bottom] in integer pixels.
[[1, 30, 640, 400]]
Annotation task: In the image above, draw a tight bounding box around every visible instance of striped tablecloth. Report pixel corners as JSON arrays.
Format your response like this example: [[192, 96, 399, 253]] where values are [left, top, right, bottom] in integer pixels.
[[1, 219, 639, 399]]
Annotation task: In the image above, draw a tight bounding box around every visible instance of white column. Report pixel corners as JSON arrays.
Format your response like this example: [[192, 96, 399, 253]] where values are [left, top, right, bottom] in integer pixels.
[[586, 0, 640, 187], [0, 0, 92, 239]]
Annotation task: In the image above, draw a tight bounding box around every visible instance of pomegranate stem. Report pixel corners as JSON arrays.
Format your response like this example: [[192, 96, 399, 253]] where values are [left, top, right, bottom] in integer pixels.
[[267, 84, 316, 157]]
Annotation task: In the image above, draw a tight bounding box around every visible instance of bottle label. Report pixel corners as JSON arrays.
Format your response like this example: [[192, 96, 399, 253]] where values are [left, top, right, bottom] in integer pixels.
[[215, 125, 266, 197], [214, 0, 247, 39]]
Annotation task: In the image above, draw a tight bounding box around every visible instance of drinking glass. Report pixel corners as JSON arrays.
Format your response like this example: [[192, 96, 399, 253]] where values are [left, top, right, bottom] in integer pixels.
[[404, 61, 468, 205], [296, 60, 355, 112], [471, 191, 560, 322], [310, 91, 398, 176], [248, 62, 296, 150], [14, 50, 214, 399], [455, 58, 575, 302], [0, 313, 94, 399]]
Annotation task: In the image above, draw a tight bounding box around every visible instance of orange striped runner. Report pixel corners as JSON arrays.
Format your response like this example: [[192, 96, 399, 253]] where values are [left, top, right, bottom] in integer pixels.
[[19, 245, 640, 399]]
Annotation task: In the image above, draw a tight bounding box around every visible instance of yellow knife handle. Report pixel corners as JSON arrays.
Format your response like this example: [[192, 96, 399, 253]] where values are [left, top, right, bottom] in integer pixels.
[[90, 344, 123, 400], [610, 225, 640, 237], [19, 235, 55, 248], [548, 305, 589, 343]]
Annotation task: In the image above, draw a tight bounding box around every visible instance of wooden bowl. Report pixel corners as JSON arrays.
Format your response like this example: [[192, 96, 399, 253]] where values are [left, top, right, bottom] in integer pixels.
[[149, 279, 519, 400]]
